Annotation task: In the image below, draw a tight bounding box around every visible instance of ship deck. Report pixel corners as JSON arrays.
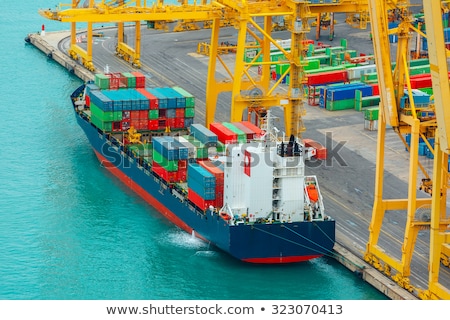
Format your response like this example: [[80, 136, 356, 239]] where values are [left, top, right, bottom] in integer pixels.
[[26, 16, 443, 299]]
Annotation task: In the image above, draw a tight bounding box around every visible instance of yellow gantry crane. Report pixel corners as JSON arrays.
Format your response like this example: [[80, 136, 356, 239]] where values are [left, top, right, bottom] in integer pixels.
[[365, 0, 450, 299], [39, 0, 370, 137]]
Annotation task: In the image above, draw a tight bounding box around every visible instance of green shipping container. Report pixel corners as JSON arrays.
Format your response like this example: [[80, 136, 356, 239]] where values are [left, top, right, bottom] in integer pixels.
[[152, 149, 178, 171], [91, 114, 112, 131], [172, 86, 195, 107], [149, 109, 159, 120], [90, 103, 122, 121], [364, 107, 379, 121], [94, 73, 110, 90], [275, 63, 290, 75], [326, 98, 355, 111], [121, 72, 136, 88], [222, 122, 247, 143], [184, 107, 195, 118]]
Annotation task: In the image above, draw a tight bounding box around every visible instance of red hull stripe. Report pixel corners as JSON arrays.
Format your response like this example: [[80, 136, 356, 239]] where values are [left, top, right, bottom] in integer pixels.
[[94, 150, 206, 241], [243, 254, 323, 264]]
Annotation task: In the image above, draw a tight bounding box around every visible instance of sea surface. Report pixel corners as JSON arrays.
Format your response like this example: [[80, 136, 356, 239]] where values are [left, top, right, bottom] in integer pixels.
[[0, 0, 387, 300]]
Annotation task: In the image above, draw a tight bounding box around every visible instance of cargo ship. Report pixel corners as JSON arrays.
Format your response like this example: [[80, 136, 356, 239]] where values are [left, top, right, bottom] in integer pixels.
[[71, 71, 335, 263]]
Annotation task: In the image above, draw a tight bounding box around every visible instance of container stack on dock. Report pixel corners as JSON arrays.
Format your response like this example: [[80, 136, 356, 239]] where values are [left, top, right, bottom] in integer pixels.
[[85, 72, 195, 133]]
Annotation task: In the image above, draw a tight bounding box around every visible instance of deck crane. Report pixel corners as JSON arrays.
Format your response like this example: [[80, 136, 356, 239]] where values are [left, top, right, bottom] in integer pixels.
[[39, 0, 371, 138], [365, 0, 450, 299]]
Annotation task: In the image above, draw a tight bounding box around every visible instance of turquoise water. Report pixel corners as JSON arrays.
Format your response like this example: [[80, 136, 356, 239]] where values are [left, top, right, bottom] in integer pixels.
[[0, 1, 387, 300]]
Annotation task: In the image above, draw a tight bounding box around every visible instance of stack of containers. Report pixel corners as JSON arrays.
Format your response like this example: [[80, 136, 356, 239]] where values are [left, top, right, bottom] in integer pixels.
[[146, 88, 169, 130], [222, 123, 247, 143], [324, 82, 373, 111], [88, 90, 114, 131], [198, 159, 224, 208], [209, 123, 238, 144], [187, 163, 216, 209], [232, 122, 256, 140], [173, 86, 195, 128], [152, 136, 189, 183], [135, 88, 159, 130], [131, 71, 146, 88]]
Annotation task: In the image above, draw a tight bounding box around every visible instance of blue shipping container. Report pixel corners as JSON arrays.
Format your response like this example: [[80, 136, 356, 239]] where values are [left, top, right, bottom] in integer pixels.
[[190, 124, 218, 144], [153, 136, 178, 161], [147, 88, 168, 109], [326, 84, 373, 101], [188, 163, 216, 188], [187, 178, 216, 200]]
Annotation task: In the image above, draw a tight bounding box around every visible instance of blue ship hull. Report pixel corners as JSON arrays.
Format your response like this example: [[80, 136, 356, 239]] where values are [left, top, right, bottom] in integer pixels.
[[72, 85, 336, 263]]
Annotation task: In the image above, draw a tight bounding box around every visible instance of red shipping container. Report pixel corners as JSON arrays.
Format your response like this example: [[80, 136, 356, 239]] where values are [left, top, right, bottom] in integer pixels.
[[152, 162, 178, 183], [174, 118, 185, 128], [303, 138, 327, 160], [131, 71, 146, 88], [167, 118, 177, 128], [370, 83, 379, 96], [239, 121, 263, 137], [148, 119, 159, 130], [232, 121, 255, 140], [130, 119, 140, 129], [188, 188, 216, 210], [306, 70, 348, 86], [139, 110, 148, 119], [85, 94, 91, 107], [178, 167, 187, 182], [175, 108, 185, 118], [138, 119, 148, 130], [136, 88, 158, 109], [130, 110, 140, 119], [209, 122, 238, 144]]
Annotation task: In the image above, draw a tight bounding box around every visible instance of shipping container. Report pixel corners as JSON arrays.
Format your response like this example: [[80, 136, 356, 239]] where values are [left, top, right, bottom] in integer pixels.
[[190, 123, 218, 144], [148, 119, 159, 130], [136, 88, 159, 109], [175, 137, 197, 159], [152, 149, 179, 172], [187, 162, 216, 188], [184, 107, 195, 118], [184, 117, 194, 129], [222, 122, 247, 143], [147, 88, 168, 109], [161, 87, 186, 108], [326, 83, 373, 101], [187, 188, 216, 210], [152, 87, 177, 108], [94, 73, 110, 90], [238, 121, 264, 137], [121, 72, 136, 88], [152, 136, 178, 160], [131, 71, 146, 88], [172, 86, 195, 107], [188, 178, 216, 200], [209, 122, 238, 144], [148, 109, 159, 120], [88, 90, 113, 111], [152, 161, 178, 183], [232, 122, 256, 140]]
